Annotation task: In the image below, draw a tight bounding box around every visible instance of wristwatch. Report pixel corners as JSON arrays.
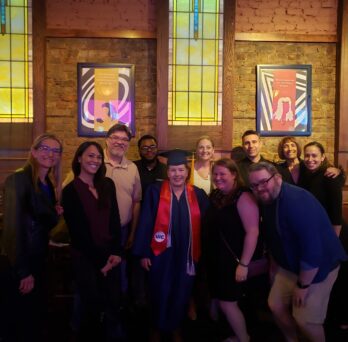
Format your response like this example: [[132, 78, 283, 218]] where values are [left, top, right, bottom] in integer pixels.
[[296, 280, 311, 289]]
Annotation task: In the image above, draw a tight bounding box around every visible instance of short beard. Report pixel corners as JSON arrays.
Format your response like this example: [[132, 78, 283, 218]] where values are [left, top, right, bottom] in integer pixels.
[[141, 156, 157, 165]]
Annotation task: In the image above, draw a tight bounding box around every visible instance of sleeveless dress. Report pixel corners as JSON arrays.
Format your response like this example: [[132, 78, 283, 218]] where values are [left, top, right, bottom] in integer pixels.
[[203, 188, 249, 301]]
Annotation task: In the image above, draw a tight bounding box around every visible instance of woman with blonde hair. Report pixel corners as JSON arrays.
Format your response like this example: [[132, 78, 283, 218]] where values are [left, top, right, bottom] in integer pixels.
[[2, 133, 63, 341], [191, 135, 215, 195]]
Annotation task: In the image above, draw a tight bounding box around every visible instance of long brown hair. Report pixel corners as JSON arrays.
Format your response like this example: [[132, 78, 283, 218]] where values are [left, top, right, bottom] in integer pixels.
[[26, 133, 63, 201]]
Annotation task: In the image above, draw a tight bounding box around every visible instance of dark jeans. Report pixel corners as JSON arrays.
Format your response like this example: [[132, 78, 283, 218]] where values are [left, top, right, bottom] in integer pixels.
[[72, 254, 122, 341], [0, 256, 46, 342]]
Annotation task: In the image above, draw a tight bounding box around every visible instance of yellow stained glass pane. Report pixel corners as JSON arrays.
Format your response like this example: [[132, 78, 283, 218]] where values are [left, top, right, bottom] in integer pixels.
[[189, 39, 202, 65], [175, 0, 190, 11], [175, 92, 188, 118], [11, 0, 27, 5], [176, 39, 189, 64], [176, 66, 188, 91], [11, 35, 25, 60], [204, 0, 218, 12], [168, 91, 173, 120], [0, 89, 11, 115], [0, 36, 10, 59], [11, 62, 25, 87], [189, 93, 201, 118], [202, 40, 216, 65], [202, 93, 216, 119], [189, 66, 201, 92], [12, 88, 25, 115], [202, 13, 216, 39], [28, 88, 33, 118], [0, 62, 11, 87], [202, 66, 216, 92], [11, 7, 25, 33], [176, 12, 190, 38]]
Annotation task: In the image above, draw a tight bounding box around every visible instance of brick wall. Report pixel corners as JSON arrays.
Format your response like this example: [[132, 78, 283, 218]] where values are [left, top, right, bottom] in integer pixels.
[[46, 0, 156, 32], [232, 41, 336, 163], [46, 38, 157, 178], [236, 0, 338, 34]]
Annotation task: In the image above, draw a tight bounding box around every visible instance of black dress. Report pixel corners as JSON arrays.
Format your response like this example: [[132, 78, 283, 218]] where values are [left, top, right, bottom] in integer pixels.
[[203, 188, 251, 302]]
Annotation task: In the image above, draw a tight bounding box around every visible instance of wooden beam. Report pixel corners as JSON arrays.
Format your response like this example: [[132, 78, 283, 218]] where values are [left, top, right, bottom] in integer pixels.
[[45, 28, 156, 39], [221, 0, 235, 150], [156, 1, 169, 149], [32, 0, 46, 137], [337, 0, 348, 178], [235, 32, 337, 43]]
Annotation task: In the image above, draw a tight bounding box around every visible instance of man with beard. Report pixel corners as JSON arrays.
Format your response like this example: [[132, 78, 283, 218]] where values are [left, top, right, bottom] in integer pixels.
[[131, 135, 167, 315], [248, 162, 346, 342], [237, 130, 273, 186], [134, 135, 167, 200]]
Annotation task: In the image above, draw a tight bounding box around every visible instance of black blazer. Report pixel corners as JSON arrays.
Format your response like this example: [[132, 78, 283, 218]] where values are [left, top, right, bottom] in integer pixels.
[[62, 177, 122, 268], [2, 165, 58, 279]]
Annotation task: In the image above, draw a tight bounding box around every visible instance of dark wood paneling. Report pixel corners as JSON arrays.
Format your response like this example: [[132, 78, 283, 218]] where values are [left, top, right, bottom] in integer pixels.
[[32, 0, 46, 137]]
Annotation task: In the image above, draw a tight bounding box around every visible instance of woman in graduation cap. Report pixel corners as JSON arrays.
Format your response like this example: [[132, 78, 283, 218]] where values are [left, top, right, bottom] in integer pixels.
[[133, 149, 209, 341]]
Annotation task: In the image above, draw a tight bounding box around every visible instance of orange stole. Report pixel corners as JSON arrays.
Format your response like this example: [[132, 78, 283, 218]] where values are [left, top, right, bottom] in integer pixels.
[[150, 180, 201, 262]]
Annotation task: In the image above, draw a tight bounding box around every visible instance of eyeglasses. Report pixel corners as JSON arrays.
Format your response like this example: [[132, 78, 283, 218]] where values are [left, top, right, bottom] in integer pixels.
[[108, 135, 130, 143], [140, 145, 157, 152], [36, 145, 62, 155], [249, 173, 275, 191]]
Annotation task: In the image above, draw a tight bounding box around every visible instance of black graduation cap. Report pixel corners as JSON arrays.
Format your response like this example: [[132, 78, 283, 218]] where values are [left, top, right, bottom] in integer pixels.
[[160, 149, 191, 166]]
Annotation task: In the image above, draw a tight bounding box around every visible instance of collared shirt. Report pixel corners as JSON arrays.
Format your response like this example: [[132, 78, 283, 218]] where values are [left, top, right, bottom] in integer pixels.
[[104, 151, 142, 226]]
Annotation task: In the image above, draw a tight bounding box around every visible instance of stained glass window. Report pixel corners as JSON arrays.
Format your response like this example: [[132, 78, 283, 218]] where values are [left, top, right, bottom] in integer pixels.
[[168, 0, 223, 126], [0, 0, 32, 123]]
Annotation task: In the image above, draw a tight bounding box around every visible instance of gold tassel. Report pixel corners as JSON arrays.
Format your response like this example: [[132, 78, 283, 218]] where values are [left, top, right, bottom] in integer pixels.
[[189, 151, 195, 185]]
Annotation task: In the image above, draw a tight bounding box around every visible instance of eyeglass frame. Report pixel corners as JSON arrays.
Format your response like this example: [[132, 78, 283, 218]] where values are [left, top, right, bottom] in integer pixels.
[[140, 145, 157, 152], [36, 145, 62, 155], [107, 135, 130, 143], [249, 173, 276, 191]]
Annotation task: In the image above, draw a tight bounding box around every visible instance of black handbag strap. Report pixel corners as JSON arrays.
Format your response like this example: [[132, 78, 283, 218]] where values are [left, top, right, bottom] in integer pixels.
[[219, 229, 240, 264]]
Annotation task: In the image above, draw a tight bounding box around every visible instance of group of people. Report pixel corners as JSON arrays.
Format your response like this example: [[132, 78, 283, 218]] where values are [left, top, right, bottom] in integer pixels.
[[0, 125, 347, 342]]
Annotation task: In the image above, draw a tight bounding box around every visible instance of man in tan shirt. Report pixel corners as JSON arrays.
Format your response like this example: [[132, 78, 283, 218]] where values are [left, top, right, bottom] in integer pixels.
[[104, 123, 142, 295]]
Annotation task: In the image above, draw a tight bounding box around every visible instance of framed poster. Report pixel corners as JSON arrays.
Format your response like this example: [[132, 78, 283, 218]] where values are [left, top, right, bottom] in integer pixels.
[[77, 63, 135, 137], [256, 64, 312, 136]]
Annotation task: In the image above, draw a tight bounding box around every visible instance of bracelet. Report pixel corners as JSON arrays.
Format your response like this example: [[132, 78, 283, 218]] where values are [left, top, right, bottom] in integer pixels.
[[296, 280, 311, 289], [239, 261, 249, 268]]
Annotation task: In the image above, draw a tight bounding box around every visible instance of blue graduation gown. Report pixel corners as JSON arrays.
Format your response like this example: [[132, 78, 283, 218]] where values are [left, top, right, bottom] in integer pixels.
[[133, 181, 208, 332]]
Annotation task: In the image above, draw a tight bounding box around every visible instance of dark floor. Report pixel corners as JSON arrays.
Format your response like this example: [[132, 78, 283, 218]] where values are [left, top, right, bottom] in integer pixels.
[[44, 294, 348, 342]]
